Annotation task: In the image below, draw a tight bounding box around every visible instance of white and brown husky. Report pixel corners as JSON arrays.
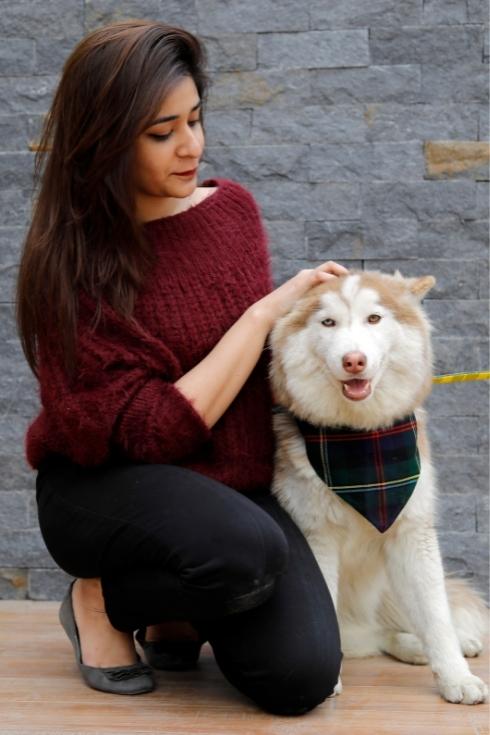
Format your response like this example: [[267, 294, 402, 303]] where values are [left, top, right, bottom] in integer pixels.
[[270, 270, 488, 704]]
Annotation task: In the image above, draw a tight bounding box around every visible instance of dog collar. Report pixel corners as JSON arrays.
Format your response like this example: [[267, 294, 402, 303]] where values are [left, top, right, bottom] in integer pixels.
[[295, 414, 420, 533]]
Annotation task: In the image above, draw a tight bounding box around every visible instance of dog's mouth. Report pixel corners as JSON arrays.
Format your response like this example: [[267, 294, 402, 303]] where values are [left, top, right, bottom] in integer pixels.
[[342, 378, 372, 401]]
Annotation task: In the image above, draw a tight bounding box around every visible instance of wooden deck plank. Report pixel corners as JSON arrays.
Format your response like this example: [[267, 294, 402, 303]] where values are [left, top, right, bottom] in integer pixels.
[[0, 601, 488, 734]]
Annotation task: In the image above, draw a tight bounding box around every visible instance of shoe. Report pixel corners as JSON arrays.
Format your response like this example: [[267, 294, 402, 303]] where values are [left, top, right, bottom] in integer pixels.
[[135, 627, 203, 671], [59, 580, 155, 695]]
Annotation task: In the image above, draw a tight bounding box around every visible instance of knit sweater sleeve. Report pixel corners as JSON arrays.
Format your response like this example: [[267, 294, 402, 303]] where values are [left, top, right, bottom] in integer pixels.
[[28, 295, 212, 468]]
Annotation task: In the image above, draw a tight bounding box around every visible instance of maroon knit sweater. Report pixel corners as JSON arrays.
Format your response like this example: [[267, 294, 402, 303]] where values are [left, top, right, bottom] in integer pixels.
[[25, 179, 276, 494]]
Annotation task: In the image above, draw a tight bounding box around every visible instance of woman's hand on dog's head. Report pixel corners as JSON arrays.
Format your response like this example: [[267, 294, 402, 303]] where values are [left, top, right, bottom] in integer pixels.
[[249, 260, 348, 331], [313, 261, 349, 283]]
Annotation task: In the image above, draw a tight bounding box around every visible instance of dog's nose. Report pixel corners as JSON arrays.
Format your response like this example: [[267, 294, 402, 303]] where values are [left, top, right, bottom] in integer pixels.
[[342, 351, 367, 374]]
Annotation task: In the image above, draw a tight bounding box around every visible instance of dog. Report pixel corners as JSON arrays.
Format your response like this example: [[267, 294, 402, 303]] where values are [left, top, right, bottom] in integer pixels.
[[269, 270, 488, 704]]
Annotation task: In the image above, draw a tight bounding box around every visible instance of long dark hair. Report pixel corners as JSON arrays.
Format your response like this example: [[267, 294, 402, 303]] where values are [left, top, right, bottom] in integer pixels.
[[16, 20, 208, 379]]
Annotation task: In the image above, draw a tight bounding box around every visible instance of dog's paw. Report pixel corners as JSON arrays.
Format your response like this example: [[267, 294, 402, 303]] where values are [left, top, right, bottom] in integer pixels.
[[328, 677, 343, 697], [459, 636, 483, 658], [437, 673, 488, 705]]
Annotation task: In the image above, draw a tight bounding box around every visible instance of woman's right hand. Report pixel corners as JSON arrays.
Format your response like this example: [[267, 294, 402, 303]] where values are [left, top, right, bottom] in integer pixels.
[[175, 261, 347, 428], [249, 260, 348, 331]]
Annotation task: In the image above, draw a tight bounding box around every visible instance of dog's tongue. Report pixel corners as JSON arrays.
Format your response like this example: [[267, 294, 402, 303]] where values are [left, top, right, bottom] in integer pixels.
[[342, 379, 371, 401]]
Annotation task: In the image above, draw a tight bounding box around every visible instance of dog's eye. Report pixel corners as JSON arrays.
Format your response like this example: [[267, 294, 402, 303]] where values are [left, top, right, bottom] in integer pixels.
[[321, 318, 336, 327], [367, 314, 382, 324]]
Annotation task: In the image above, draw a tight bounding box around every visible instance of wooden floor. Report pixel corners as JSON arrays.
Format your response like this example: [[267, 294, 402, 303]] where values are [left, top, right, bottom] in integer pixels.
[[0, 601, 488, 735]]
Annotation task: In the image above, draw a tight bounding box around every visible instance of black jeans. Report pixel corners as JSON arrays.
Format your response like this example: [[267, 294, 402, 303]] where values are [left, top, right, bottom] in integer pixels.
[[36, 458, 342, 715]]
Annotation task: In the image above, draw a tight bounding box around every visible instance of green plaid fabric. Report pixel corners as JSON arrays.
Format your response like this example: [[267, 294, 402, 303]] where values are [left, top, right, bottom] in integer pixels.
[[295, 414, 420, 533]]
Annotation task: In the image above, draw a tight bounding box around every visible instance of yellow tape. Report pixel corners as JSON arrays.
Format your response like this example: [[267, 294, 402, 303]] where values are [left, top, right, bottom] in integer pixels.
[[432, 371, 490, 384]]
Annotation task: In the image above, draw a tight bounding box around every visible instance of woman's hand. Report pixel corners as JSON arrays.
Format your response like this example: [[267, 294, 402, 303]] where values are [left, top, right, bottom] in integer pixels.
[[175, 261, 347, 427], [249, 260, 348, 331]]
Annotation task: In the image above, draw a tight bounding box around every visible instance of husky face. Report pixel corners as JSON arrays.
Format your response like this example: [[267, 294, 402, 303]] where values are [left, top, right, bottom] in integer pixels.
[[269, 271, 435, 430]]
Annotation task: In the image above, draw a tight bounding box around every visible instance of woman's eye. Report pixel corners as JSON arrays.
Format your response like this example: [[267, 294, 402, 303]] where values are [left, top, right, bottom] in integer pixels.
[[321, 318, 336, 327], [149, 132, 172, 141], [148, 118, 200, 141], [367, 314, 382, 324]]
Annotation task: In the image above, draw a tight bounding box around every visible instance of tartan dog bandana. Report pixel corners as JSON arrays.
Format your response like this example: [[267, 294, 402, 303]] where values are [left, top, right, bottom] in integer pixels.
[[295, 414, 420, 533]]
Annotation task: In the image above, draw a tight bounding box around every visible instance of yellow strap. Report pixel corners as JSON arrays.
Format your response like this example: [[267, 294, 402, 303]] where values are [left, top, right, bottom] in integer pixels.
[[432, 371, 490, 384]]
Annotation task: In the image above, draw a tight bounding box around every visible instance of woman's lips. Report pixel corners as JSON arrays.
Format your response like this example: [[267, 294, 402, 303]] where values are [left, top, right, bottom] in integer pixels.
[[174, 168, 198, 178]]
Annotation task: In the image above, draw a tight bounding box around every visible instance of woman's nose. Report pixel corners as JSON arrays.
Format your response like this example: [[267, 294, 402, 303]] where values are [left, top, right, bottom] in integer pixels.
[[178, 125, 203, 157]]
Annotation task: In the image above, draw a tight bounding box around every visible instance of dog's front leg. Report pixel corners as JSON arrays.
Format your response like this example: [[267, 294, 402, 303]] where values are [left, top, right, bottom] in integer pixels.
[[308, 532, 343, 696], [384, 524, 487, 704], [309, 531, 340, 610]]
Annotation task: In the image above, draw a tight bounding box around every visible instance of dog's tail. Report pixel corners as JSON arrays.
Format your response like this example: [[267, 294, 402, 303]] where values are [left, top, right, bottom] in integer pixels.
[[446, 577, 488, 655]]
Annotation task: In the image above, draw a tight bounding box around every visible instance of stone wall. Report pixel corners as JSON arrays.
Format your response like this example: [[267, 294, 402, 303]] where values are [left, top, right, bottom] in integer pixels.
[[0, 0, 488, 600]]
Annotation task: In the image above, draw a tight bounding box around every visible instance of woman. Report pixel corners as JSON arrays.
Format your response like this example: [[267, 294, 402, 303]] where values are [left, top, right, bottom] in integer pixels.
[[16, 20, 344, 715]]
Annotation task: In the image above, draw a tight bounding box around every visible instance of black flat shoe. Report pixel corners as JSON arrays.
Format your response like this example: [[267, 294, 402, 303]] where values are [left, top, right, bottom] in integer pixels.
[[135, 627, 203, 671], [59, 581, 155, 695]]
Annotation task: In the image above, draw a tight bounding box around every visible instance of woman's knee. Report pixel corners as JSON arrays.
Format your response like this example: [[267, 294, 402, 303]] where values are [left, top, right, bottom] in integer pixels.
[[248, 647, 343, 716], [180, 503, 290, 614]]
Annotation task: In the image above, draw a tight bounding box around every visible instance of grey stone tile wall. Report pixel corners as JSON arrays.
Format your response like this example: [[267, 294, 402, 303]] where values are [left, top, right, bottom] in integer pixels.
[[0, 0, 488, 601]]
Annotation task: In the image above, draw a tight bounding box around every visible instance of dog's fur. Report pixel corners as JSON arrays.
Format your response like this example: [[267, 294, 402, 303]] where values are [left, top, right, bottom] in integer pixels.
[[269, 270, 488, 704]]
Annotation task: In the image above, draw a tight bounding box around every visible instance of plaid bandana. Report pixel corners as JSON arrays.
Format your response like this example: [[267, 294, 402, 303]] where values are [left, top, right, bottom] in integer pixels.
[[295, 414, 420, 533]]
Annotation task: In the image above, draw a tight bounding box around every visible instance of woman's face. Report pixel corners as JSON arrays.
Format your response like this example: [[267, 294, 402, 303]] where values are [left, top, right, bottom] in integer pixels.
[[132, 75, 205, 219]]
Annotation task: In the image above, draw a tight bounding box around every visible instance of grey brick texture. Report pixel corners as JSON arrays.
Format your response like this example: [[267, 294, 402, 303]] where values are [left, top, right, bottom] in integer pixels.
[[257, 30, 370, 70], [0, 0, 488, 601]]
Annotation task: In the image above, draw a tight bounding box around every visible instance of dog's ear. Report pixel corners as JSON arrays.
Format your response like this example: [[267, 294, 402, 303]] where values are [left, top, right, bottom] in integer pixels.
[[406, 275, 436, 300], [391, 271, 435, 299]]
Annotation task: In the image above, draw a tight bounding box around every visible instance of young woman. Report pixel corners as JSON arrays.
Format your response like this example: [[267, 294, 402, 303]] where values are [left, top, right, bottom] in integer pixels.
[[16, 20, 345, 715]]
